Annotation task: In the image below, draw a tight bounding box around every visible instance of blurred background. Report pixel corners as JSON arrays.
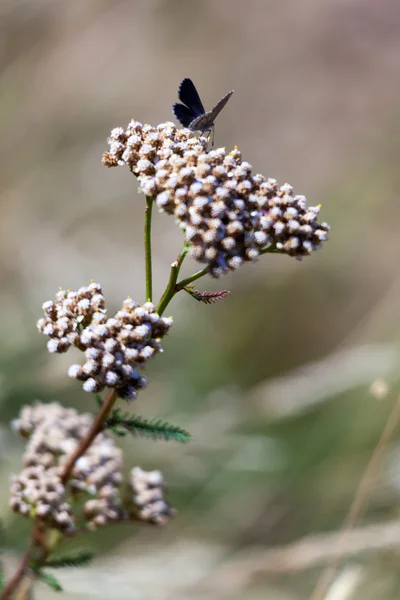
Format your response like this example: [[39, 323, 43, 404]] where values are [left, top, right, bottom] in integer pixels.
[[1, 1, 400, 598]]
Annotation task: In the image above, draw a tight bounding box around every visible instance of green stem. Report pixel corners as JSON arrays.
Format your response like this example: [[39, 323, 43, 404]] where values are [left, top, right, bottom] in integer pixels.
[[156, 245, 190, 316], [176, 268, 208, 291], [144, 196, 153, 302], [259, 243, 279, 256]]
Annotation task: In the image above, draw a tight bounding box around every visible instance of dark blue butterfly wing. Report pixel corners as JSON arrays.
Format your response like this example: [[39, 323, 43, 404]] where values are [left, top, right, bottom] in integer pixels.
[[210, 90, 233, 122], [178, 78, 205, 117], [189, 91, 234, 132], [173, 102, 197, 128]]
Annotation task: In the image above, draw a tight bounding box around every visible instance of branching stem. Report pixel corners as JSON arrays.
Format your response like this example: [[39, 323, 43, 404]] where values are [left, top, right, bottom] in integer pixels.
[[156, 245, 189, 316], [176, 268, 208, 291]]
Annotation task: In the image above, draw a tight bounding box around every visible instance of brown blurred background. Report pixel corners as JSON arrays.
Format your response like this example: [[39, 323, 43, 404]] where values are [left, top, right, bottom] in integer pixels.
[[1, 1, 400, 598]]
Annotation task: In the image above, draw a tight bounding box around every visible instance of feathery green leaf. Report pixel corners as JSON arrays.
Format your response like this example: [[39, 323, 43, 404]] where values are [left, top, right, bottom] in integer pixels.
[[38, 571, 63, 592], [105, 409, 191, 443], [43, 551, 93, 569]]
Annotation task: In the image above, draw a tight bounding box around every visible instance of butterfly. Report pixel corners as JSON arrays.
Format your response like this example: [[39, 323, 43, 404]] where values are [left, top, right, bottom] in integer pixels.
[[173, 78, 233, 145]]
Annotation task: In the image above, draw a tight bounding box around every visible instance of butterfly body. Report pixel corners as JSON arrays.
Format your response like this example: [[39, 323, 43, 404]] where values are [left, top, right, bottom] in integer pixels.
[[173, 78, 233, 144]]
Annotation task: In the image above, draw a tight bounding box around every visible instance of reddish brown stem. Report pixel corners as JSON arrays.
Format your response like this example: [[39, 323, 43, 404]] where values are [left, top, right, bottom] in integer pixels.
[[0, 522, 41, 600], [1, 549, 31, 599], [61, 389, 117, 484]]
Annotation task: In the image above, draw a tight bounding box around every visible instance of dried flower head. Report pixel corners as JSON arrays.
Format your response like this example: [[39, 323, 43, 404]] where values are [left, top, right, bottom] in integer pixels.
[[103, 121, 330, 277], [37, 282, 105, 354], [11, 403, 175, 531], [37, 286, 173, 401], [10, 402, 123, 530], [10, 465, 74, 532], [130, 466, 174, 525]]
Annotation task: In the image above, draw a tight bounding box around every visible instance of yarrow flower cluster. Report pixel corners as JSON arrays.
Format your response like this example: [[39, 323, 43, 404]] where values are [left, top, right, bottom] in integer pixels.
[[37, 283, 173, 401], [102, 121, 330, 277], [10, 403, 122, 531], [10, 403, 174, 531], [130, 467, 174, 525]]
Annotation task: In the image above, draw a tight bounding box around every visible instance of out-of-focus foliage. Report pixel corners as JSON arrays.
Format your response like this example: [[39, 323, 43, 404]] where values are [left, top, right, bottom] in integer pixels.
[[1, 1, 400, 598]]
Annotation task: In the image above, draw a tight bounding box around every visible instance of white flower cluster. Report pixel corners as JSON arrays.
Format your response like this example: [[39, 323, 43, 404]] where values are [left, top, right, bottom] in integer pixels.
[[10, 402, 123, 531], [10, 465, 74, 532], [103, 121, 330, 277], [102, 121, 208, 172], [37, 282, 105, 354], [10, 403, 175, 530], [37, 284, 172, 401], [130, 467, 174, 525]]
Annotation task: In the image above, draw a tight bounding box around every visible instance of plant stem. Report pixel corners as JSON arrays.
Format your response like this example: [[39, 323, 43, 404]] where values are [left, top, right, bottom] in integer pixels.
[[156, 245, 189, 316], [259, 244, 279, 256], [176, 267, 208, 291], [158, 243, 276, 314], [0, 528, 37, 600], [158, 243, 275, 315], [61, 389, 117, 484], [13, 574, 35, 600], [144, 196, 153, 302]]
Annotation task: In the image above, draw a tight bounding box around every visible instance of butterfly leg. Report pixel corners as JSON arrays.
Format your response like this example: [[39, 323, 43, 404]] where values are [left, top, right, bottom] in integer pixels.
[[203, 128, 214, 148]]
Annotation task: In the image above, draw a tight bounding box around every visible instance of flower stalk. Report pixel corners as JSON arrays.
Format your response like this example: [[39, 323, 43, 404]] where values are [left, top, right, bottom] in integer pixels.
[[60, 389, 117, 484], [156, 244, 189, 316], [144, 196, 153, 302], [176, 267, 209, 292]]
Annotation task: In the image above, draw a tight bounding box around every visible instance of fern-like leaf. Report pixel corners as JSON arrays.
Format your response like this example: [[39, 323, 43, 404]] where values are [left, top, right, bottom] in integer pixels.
[[105, 409, 191, 443], [38, 571, 63, 592], [185, 286, 230, 304], [43, 551, 93, 569]]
